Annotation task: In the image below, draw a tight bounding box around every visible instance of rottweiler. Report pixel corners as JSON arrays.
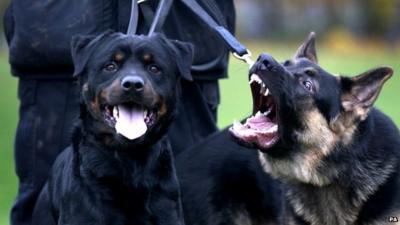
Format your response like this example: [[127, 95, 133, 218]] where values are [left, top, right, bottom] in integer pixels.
[[176, 32, 400, 225], [32, 31, 193, 225]]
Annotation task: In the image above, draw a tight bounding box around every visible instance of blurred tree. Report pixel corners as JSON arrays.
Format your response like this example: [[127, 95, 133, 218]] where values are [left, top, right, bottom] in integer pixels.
[[234, 0, 400, 42]]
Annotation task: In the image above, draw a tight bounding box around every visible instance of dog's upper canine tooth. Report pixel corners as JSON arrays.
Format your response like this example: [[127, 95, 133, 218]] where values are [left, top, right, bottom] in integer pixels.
[[249, 74, 262, 84], [264, 88, 270, 96], [143, 109, 148, 118], [263, 108, 271, 116], [260, 86, 266, 94], [113, 106, 119, 118]]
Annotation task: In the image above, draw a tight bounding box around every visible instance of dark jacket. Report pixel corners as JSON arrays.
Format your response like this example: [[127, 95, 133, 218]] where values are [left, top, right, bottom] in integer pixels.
[[3, 0, 235, 80]]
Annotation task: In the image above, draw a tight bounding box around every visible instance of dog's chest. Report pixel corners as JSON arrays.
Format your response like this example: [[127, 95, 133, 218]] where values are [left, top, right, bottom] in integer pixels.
[[59, 181, 155, 225], [285, 184, 360, 225]]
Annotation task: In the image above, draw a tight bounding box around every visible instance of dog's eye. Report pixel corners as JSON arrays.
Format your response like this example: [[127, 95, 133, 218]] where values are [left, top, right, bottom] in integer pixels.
[[302, 80, 314, 92], [304, 68, 318, 77], [283, 60, 292, 66], [104, 62, 118, 72], [148, 64, 161, 75]]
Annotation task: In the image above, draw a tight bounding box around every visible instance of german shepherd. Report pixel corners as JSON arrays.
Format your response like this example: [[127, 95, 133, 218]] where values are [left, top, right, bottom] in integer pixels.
[[32, 31, 193, 225], [176, 32, 400, 225]]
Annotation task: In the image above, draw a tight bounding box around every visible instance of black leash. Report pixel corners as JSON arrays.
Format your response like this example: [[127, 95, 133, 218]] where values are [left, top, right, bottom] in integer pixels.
[[126, 0, 139, 35], [127, 0, 254, 67], [147, 0, 173, 35], [179, 0, 254, 66]]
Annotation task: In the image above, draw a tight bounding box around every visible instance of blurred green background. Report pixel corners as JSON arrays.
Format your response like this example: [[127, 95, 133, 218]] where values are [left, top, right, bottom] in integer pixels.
[[1, 0, 400, 225]]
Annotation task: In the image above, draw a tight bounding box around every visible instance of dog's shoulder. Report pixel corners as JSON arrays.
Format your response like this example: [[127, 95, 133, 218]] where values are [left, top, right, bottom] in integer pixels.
[[368, 108, 400, 147], [350, 108, 400, 223]]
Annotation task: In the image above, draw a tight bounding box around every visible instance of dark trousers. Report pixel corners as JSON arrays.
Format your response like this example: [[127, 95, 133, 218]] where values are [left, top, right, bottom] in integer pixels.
[[11, 78, 219, 225]]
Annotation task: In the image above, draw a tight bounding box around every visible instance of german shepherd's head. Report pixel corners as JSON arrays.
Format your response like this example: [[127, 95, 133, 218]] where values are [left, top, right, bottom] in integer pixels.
[[230, 32, 393, 185]]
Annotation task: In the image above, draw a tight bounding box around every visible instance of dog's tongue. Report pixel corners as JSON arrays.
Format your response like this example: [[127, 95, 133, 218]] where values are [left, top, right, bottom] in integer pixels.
[[115, 105, 147, 140]]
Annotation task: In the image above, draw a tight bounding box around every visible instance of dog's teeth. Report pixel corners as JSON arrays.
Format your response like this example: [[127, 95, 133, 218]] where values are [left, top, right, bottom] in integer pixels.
[[263, 108, 271, 116], [255, 111, 263, 117], [260, 86, 266, 94], [113, 107, 118, 118], [143, 110, 148, 118], [249, 74, 262, 84], [232, 120, 243, 128], [269, 125, 278, 133], [264, 88, 270, 96]]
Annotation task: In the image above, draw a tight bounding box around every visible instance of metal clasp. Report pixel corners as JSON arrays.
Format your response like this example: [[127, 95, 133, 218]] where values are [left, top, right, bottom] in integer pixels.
[[233, 50, 255, 68], [138, 0, 147, 4]]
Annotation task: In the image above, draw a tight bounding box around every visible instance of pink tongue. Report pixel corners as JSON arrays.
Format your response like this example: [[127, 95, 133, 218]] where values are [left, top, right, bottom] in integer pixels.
[[115, 105, 147, 140], [229, 112, 279, 149]]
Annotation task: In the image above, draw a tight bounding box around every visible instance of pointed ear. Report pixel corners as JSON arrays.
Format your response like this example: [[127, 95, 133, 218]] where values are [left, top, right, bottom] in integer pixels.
[[341, 67, 393, 120], [293, 32, 318, 63], [70, 34, 97, 77], [172, 40, 194, 81]]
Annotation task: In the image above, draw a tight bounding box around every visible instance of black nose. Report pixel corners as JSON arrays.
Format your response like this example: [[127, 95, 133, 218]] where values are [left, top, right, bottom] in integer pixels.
[[257, 53, 276, 71], [121, 76, 144, 92]]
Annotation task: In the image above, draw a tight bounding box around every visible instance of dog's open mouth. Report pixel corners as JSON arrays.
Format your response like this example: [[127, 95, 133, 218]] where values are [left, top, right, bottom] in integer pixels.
[[229, 74, 279, 150], [103, 103, 157, 140]]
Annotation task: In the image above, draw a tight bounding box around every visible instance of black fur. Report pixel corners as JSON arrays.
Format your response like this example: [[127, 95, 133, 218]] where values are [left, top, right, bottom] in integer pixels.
[[32, 31, 193, 225], [176, 33, 400, 225]]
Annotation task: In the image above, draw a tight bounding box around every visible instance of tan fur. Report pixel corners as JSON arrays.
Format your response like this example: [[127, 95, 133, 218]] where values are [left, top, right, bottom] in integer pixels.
[[341, 93, 370, 121], [100, 78, 122, 103], [329, 112, 358, 145], [260, 109, 339, 185], [114, 52, 125, 63], [90, 96, 102, 119], [143, 53, 153, 62], [158, 100, 168, 117], [286, 184, 359, 225]]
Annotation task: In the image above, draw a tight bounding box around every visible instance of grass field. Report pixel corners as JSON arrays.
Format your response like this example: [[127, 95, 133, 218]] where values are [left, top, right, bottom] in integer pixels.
[[0, 40, 399, 225]]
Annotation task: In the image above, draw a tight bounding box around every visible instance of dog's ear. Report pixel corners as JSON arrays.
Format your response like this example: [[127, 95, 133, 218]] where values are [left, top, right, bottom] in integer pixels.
[[71, 35, 98, 77], [71, 30, 117, 77], [294, 32, 318, 63], [172, 40, 194, 81], [340, 67, 393, 120]]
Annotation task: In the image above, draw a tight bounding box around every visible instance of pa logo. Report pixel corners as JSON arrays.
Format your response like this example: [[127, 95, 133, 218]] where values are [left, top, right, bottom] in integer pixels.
[[389, 216, 398, 222]]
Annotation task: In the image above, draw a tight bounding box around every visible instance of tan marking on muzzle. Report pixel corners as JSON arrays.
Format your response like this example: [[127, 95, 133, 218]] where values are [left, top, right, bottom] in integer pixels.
[[90, 96, 102, 119], [100, 78, 123, 103]]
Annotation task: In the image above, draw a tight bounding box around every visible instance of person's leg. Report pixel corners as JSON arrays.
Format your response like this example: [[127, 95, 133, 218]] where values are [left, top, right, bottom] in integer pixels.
[[11, 79, 79, 225], [167, 79, 220, 155]]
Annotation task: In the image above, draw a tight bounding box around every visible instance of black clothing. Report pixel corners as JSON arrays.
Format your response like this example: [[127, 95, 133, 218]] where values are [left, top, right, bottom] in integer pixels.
[[4, 0, 235, 80]]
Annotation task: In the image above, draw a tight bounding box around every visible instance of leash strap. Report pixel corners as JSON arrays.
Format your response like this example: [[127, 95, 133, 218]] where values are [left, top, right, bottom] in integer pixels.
[[180, 0, 249, 57], [126, 0, 139, 35], [126, 0, 254, 67], [148, 0, 174, 35]]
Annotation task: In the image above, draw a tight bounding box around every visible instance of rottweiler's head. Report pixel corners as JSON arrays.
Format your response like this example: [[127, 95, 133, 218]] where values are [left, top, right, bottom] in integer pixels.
[[230, 32, 393, 184], [71, 31, 193, 147]]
